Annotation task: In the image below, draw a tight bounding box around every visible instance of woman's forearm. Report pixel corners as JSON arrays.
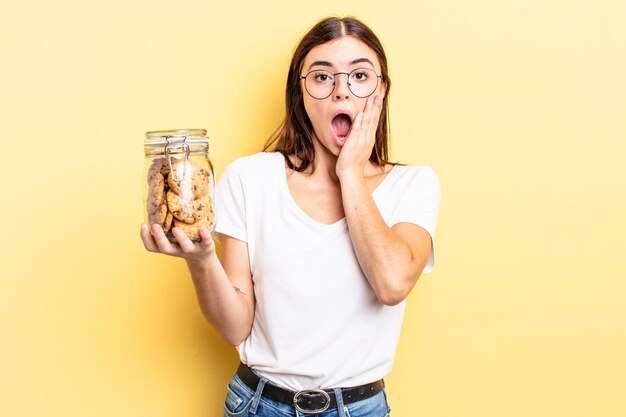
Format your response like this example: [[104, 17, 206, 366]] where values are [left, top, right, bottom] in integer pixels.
[[340, 174, 424, 305], [186, 254, 253, 346]]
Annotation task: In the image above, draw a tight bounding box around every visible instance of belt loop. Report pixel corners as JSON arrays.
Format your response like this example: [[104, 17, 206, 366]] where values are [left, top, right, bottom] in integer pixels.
[[334, 387, 349, 417], [249, 376, 268, 415]]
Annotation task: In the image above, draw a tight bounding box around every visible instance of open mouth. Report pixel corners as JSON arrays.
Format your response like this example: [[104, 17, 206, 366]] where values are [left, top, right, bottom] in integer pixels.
[[331, 113, 352, 142]]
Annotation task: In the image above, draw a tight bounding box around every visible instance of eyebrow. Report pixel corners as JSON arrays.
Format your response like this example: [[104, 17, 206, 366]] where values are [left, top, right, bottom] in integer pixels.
[[307, 58, 376, 71], [351, 58, 375, 67]]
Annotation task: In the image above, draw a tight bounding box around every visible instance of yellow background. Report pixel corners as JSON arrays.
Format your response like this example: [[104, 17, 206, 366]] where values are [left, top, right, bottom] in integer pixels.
[[2, 0, 625, 416]]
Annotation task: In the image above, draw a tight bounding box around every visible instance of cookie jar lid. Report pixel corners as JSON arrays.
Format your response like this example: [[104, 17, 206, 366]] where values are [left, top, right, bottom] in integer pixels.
[[144, 129, 209, 156]]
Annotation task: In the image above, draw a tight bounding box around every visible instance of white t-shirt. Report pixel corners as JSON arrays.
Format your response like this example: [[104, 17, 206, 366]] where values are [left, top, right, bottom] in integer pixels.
[[214, 152, 440, 390]]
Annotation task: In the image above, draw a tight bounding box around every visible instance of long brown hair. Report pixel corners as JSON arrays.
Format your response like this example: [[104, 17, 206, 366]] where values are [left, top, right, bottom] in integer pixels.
[[264, 16, 392, 172]]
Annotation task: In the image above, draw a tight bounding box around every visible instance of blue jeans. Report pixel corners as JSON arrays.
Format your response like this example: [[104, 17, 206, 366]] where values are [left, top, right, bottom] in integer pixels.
[[223, 373, 391, 417]]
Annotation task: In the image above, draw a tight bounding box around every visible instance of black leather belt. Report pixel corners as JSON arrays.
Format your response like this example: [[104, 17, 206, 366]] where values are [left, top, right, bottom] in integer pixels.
[[236, 362, 385, 414]]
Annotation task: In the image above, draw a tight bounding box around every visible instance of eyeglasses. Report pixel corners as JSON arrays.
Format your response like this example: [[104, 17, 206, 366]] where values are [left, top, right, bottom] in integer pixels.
[[300, 68, 382, 100]]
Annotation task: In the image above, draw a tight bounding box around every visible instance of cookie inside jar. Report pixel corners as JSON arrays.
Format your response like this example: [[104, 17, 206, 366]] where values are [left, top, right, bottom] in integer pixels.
[[144, 129, 215, 242]]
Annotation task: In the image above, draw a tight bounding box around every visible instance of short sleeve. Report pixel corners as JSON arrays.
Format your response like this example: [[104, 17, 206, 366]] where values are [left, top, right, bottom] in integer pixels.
[[214, 160, 247, 242], [388, 167, 441, 273]]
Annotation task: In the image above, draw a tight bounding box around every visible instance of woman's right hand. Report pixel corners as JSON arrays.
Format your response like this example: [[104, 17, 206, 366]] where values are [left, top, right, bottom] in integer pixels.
[[141, 223, 255, 345], [140, 223, 216, 265]]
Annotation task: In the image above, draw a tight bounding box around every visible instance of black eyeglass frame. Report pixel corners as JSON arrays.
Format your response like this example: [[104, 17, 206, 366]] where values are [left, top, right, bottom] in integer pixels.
[[300, 68, 383, 100]]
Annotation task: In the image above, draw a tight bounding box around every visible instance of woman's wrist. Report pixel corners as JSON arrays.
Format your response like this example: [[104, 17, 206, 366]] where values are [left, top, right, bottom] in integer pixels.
[[185, 250, 219, 274], [337, 169, 367, 187]]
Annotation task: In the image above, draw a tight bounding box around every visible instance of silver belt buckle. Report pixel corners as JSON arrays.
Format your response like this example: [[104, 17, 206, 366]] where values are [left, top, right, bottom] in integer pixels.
[[293, 389, 331, 414]]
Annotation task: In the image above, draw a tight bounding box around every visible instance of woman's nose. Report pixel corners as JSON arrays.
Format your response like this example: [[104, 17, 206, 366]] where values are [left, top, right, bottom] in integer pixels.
[[333, 73, 351, 99]]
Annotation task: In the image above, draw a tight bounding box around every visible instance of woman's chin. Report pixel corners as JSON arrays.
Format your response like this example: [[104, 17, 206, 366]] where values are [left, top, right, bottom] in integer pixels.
[[314, 134, 346, 157]]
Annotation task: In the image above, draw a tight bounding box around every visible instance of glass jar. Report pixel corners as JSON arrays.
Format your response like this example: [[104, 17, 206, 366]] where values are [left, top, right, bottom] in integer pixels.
[[143, 129, 215, 242]]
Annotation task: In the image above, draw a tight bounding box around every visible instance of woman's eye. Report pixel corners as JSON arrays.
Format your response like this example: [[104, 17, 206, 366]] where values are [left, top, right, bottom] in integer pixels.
[[353, 71, 369, 81], [313, 73, 332, 83]]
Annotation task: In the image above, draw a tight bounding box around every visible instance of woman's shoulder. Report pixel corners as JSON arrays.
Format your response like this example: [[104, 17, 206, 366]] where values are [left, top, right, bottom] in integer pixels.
[[223, 151, 283, 172], [375, 164, 440, 209], [376, 163, 440, 197], [388, 164, 438, 184]]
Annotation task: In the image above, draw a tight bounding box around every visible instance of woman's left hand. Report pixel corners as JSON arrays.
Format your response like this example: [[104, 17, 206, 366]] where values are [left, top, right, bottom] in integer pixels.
[[336, 94, 384, 179]]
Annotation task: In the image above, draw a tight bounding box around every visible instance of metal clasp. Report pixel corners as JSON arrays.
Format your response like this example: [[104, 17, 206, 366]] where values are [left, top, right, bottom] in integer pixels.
[[164, 135, 190, 182], [293, 389, 331, 414]]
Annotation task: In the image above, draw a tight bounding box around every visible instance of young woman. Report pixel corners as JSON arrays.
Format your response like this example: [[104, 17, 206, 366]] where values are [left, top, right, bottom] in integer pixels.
[[141, 16, 440, 417]]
